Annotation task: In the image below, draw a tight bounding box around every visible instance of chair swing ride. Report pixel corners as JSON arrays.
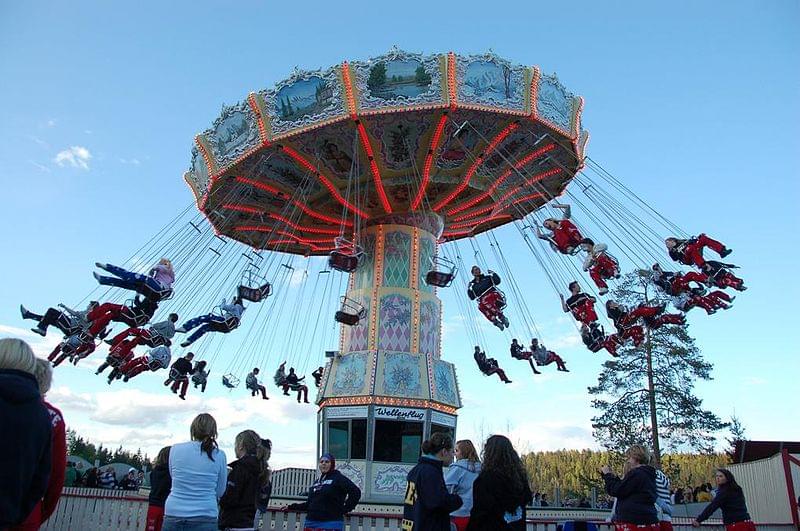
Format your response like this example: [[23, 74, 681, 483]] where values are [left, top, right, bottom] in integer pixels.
[[20, 49, 746, 401]]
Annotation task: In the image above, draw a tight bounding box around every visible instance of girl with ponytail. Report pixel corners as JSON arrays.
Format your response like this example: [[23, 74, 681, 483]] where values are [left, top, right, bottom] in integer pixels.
[[219, 430, 271, 531], [162, 414, 228, 531], [403, 432, 463, 530]]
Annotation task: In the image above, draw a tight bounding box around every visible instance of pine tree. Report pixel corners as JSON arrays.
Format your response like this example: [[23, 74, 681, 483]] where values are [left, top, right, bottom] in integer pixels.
[[725, 414, 747, 462], [588, 271, 729, 463]]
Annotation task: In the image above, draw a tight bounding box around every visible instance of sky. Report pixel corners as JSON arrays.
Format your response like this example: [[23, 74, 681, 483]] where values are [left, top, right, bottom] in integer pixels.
[[1, 1, 798, 471]]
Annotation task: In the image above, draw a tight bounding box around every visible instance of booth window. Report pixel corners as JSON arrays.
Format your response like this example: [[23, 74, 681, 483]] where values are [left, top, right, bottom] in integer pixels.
[[430, 423, 455, 444], [373, 420, 423, 463], [328, 419, 367, 460]]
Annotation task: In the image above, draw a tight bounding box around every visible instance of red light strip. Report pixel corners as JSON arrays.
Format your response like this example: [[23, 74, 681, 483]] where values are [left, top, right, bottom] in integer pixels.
[[448, 167, 561, 223], [495, 167, 561, 205], [355, 121, 392, 213], [411, 114, 448, 210], [280, 145, 369, 219], [450, 205, 493, 223], [447, 52, 457, 109], [237, 227, 336, 246], [432, 122, 520, 211], [341, 63, 391, 214], [222, 203, 262, 215], [267, 213, 340, 235], [510, 192, 545, 207], [448, 214, 513, 230], [446, 143, 556, 216], [236, 176, 282, 195], [234, 176, 354, 227]]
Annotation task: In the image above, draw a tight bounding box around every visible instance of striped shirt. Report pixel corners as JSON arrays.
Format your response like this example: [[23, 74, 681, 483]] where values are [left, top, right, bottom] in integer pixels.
[[655, 469, 672, 521]]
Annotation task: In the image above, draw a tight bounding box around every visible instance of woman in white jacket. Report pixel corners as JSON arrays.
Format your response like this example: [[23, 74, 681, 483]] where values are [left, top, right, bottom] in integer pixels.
[[445, 440, 481, 531]]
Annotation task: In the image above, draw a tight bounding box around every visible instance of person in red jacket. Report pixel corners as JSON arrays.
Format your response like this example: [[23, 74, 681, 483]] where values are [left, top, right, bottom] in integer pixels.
[[581, 239, 620, 295], [467, 267, 509, 330], [700, 261, 747, 292], [11, 358, 67, 531], [665, 234, 732, 268], [561, 282, 598, 325], [535, 203, 584, 255]]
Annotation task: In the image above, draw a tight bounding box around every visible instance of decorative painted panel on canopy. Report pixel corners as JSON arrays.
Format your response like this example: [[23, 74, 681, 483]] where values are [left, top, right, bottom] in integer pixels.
[[186, 49, 586, 255]]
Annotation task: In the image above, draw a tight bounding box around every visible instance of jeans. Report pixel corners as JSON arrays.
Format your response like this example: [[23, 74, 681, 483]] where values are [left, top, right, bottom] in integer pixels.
[[97, 263, 169, 299], [162, 515, 218, 531], [183, 315, 235, 345]]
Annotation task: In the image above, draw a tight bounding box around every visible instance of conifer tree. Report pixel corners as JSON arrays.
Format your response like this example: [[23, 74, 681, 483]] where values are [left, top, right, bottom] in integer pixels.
[[588, 271, 729, 464]]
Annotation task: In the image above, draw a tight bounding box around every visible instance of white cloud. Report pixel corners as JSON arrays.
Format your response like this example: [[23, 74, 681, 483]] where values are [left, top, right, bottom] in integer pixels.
[[119, 158, 141, 166], [54, 146, 92, 170], [45, 119, 57, 128]]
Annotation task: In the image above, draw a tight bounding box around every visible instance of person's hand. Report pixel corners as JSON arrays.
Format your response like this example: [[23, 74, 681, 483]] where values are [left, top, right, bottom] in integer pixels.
[[692, 520, 700, 527], [600, 465, 612, 475]]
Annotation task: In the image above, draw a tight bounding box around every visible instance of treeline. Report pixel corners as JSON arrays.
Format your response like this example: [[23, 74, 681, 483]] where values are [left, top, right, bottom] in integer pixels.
[[67, 429, 152, 471], [521, 449, 729, 497]]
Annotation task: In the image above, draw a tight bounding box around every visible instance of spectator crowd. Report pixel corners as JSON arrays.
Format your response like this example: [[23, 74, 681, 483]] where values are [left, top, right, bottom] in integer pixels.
[[0, 336, 754, 531]]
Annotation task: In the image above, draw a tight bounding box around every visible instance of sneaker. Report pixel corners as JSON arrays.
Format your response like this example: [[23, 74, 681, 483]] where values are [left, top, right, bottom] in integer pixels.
[[501, 315, 510, 327], [504, 380, 513, 384], [304, 399, 310, 403], [31, 327, 46, 337], [720, 248, 732, 258], [175, 326, 187, 333], [20, 305, 33, 320], [95, 262, 109, 270], [180, 340, 190, 348], [728, 296, 736, 303], [123, 375, 130, 382], [598, 287, 608, 295], [104, 339, 114, 345], [93, 271, 103, 283], [179, 395, 186, 401], [562, 368, 570, 372], [739, 285, 748, 291], [707, 309, 717, 315]]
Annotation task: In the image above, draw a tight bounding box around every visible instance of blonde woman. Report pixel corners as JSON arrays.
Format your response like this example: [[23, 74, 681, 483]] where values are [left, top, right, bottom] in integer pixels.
[[94, 257, 175, 301], [0, 338, 53, 529], [445, 439, 481, 531], [163, 413, 227, 531]]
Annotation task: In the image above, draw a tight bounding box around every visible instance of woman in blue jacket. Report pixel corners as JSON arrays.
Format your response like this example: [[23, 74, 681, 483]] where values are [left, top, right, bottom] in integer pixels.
[[286, 453, 361, 530], [445, 439, 481, 531]]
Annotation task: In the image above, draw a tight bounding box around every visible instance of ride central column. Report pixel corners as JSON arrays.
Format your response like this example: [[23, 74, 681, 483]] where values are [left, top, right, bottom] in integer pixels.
[[316, 212, 462, 503]]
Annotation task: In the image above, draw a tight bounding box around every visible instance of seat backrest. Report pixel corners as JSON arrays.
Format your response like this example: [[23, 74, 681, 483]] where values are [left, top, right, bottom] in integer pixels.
[[426, 270, 454, 287], [329, 252, 359, 273], [335, 310, 360, 326]]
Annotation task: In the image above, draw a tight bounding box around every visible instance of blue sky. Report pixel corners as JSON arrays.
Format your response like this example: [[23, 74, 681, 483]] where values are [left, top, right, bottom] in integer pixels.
[[1, 1, 798, 468]]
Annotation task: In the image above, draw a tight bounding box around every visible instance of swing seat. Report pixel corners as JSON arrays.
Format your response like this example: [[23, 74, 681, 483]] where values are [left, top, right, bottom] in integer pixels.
[[328, 252, 361, 273], [192, 372, 207, 385], [335, 310, 362, 326], [425, 270, 454, 288], [222, 374, 240, 389], [334, 296, 366, 326], [328, 237, 364, 273], [238, 282, 271, 303]]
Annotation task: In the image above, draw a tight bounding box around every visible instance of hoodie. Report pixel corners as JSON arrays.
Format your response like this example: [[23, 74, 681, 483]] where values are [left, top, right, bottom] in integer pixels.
[[445, 459, 481, 517], [403, 455, 463, 531], [603, 465, 658, 524], [0, 370, 53, 528], [288, 468, 361, 523]]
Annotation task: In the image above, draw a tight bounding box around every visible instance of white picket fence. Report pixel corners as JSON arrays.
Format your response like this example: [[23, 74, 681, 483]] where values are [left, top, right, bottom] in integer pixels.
[[42, 488, 776, 531]]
